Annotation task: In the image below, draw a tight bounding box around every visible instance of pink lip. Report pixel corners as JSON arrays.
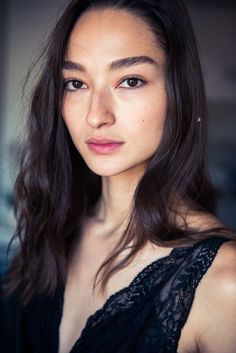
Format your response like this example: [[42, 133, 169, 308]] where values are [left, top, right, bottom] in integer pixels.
[[86, 138, 123, 144], [86, 138, 124, 154]]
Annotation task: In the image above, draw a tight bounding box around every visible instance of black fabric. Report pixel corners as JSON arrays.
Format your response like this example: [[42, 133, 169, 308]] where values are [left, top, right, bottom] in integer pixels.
[[0, 237, 229, 353]]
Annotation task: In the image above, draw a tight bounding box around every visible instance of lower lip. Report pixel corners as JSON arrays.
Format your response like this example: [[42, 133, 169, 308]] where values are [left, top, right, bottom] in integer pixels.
[[87, 142, 124, 153]]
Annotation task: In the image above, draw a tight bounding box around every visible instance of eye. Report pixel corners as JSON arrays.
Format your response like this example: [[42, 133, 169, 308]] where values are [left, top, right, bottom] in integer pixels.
[[119, 77, 147, 89], [63, 79, 86, 91]]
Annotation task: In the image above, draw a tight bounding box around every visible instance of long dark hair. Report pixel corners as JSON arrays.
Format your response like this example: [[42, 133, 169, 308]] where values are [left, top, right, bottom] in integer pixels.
[[4, 0, 232, 304]]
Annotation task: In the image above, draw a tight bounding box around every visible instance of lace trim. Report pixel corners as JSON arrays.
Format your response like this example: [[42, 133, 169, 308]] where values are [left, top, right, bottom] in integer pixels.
[[53, 237, 228, 352], [64, 247, 188, 350], [161, 237, 228, 351]]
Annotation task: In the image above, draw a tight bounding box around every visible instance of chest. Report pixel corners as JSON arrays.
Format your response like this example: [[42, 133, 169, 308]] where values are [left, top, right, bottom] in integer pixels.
[[58, 277, 102, 353], [58, 254, 158, 353], [58, 269, 197, 353], [58, 242, 198, 353]]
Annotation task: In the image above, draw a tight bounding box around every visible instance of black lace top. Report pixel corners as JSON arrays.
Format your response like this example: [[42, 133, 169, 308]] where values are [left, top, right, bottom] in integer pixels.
[[1, 237, 229, 353]]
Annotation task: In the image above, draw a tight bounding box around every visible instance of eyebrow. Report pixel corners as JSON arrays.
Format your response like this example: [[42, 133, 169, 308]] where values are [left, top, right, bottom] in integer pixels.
[[62, 55, 159, 72]]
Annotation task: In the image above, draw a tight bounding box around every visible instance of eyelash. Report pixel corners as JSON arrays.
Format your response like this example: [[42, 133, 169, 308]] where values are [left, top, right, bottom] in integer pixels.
[[63, 76, 147, 91]]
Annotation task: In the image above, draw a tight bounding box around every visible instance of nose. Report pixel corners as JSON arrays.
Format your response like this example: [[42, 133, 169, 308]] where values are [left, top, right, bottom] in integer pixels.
[[86, 91, 115, 128]]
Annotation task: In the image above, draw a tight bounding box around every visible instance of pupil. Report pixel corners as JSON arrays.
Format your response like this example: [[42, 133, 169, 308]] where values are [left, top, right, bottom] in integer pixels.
[[128, 78, 138, 87], [73, 81, 81, 88]]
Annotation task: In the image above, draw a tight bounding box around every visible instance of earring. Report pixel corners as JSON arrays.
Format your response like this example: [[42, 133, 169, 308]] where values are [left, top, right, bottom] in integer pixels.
[[197, 116, 201, 123]]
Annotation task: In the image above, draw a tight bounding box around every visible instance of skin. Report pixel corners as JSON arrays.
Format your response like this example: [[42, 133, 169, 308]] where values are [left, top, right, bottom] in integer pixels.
[[62, 7, 166, 226], [61, 8, 236, 353]]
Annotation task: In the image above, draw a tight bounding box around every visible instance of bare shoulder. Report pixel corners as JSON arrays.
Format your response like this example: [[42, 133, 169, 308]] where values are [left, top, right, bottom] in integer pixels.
[[210, 239, 236, 277], [203, 239, 236, 296], [192, 239, 236, 353]]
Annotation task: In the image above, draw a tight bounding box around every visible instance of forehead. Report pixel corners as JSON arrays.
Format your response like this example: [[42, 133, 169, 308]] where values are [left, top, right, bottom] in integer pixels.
[[65, 8, 165, 67]]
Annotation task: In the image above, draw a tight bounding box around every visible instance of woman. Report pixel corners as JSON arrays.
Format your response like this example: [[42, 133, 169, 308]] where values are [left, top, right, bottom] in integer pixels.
[[1, 0, 236, 352]]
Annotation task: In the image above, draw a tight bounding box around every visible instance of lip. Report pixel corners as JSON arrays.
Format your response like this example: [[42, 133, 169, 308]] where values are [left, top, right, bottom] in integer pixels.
[[86, 138, 125, 154], [86, 138, 123, 144]]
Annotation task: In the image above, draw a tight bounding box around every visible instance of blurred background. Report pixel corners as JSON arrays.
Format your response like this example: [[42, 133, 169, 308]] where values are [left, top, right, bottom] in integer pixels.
[[0, 0, 235, 275]]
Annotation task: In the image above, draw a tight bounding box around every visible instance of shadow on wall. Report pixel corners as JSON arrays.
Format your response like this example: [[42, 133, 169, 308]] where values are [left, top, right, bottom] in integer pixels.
[[208, 102, 236, 230], [209, 143, 236, 228]]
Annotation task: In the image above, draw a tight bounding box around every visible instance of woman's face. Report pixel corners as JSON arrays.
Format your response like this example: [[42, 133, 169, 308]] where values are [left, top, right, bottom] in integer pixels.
[[62, 8, 167, 177]]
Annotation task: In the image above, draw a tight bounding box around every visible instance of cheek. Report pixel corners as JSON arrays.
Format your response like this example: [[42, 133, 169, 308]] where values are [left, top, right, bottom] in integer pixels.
[[62, 98, 83, 137], [128, 95, 167, 137], [62, 96, 72, 124], [128, 94, 167, 154], [139, 114, 165, 151]]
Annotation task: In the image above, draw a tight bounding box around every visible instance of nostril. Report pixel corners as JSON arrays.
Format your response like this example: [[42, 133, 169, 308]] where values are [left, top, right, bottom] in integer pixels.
[[86, 109, 116, 128]]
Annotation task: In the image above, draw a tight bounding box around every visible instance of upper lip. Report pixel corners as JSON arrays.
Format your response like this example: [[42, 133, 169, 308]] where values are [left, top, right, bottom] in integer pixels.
[[86, 138, 124, 144]]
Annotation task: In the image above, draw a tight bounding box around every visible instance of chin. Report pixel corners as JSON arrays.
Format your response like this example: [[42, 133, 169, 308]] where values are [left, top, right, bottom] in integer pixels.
[[86, 164, 127, 177], [83, 158, 147, 179]]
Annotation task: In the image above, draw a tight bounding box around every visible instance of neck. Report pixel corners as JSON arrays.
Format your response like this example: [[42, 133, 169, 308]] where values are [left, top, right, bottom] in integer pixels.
[[93, 165, 146, 228]]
